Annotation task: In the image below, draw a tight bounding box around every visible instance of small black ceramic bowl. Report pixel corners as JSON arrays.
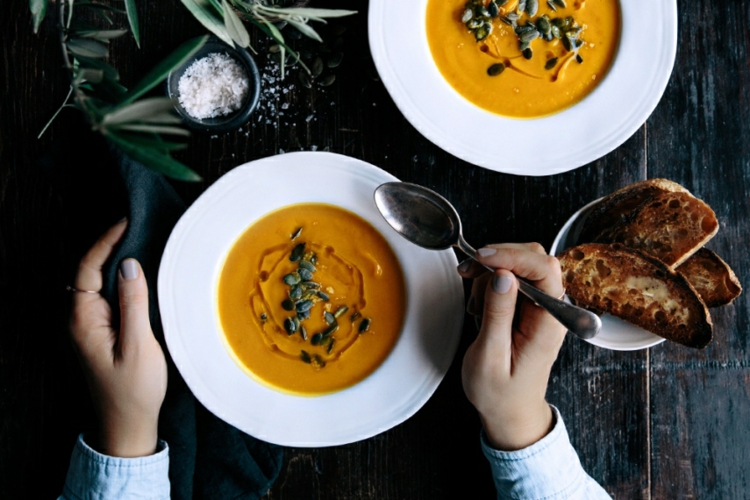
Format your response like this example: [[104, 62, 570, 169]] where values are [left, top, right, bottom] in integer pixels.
[[167, 36, 261, 133]]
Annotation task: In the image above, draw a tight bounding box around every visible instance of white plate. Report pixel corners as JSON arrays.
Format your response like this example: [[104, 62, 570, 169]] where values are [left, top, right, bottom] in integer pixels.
[[550, 198, 665, 350], [369, 0, 677, 176], [158, 152, 464, 447]]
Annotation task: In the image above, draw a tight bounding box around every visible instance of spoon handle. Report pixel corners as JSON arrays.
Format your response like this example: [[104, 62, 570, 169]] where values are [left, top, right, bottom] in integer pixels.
[[456, 236, 601, 340]]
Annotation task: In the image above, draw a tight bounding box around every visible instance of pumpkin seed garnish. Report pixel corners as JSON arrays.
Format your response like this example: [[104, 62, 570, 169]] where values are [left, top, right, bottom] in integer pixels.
[[553, 0, 566, 7], [488, 1, 499, 18], [298, 268, 314, 281], [300, 326, 308, 340], [312, 57, 324, 78], [461, 8, 473, 23], [299, 71, 312, 89], [298, 309, 311, 321], [327, 52, 344, 69], [260, 313, 267, 321], [526, 0, 539, 17], [290, 243, 305, 262], [302, 281, 320, 289], [296, 299, 313, 313], [311, 333, 322, 345], [290, 286, 302, 300], [300, 350, 312, 363], [282, 299, 295, 311], [576, 53, 583, 63], [522, 48, 533, 59], [283, 273, 300, 286], [487, 63, 505, 76], [547, 0, 557, 12], [284, 317, 297, 335], [545, 57, 559, 70], [319, 74, 336, 87], [358, 318, 371, 334], [333, 305, 349, 318], [350, 312, 360, 321], [324, 311, 336, 325], [312, 355, 326, 368], [536, 16, 551, 36], [298, 261, 315, 275], [327, 338, 336, 354], [291, 227, 302, 240], [499, 16, 515, 26], [506, 12, 520, 21], [320, 324, 339, 339], [317, 291, 330, 302], [520, 29, 540, 44]]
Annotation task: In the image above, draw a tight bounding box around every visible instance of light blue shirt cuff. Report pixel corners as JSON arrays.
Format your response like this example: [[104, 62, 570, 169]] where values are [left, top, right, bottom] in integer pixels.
[[60, 434, 170, 500], [481, 406, 611, 500]]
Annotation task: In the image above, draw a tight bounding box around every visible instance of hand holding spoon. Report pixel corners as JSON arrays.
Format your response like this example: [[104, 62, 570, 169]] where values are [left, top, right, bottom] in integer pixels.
[[374, 182, 600, 340]]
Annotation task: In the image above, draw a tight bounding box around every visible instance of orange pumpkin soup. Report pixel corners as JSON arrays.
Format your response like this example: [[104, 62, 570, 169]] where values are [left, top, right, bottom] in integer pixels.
[[218, 203, 406, 396], [426, 0, 621, 118]]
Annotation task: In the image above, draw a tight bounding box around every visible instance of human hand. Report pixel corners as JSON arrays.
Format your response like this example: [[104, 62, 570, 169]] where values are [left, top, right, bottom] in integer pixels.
[[69, 220, 167, 458], [458, 243, 566, 451]]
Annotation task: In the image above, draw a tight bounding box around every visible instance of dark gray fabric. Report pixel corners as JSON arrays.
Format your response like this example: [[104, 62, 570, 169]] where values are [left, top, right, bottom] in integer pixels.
[[47, 129, 283, 499]]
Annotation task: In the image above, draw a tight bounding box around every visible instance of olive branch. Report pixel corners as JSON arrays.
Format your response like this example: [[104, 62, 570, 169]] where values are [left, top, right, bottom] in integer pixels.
[[31, 0, 206, 181]]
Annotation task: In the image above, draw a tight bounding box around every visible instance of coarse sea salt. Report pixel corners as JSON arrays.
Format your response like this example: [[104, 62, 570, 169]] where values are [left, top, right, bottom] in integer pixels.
[[178, 53, 249, 120]]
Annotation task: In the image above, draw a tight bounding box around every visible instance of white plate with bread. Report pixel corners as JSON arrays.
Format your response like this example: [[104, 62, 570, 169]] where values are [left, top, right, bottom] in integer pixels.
[[551, 180, 741, 351]]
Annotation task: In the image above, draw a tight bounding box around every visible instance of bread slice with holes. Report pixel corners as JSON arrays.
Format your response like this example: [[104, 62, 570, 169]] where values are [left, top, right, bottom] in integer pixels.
[[558, 243, 713, 348], [578, 179, 719, 267], [676, 248, 742, 307]]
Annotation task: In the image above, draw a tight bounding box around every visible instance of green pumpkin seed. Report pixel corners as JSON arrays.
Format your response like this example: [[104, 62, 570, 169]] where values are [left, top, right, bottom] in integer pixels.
[[300, 350, 312, 363], [321, 324, 339, 339], [310, 254, 318, 264], [358, 318, 371, 334], [515, 24, 535, 34], [299, 71, 312, 89], [312, 57, 324, 78], [317, 291, 330, 302], [291, 227, 302, 240], [487, 63, 505, 76], [565, 26, 582, 36], [519, 40, 531, 51], [290, 287, 302, 300], [260, 313, 267, 321], [467, 18, 483, 30], [282, 299, 295, 311], [476, 6, 491, 18], [576, 53, 583, 63], [461, 8, 473, 23], [562, 35, 572, 51], [475, 23, 491, 41], [551, 25, 562, 38], [350, 312, 361, 321], [523, 47, 533, 59], [302, 281, 320, 289], [290, 243, 305, 262], [488, 1, 499, 17], [298, 309, 311, 320], [553, 0, 566, 7], [311, 333, 322, 345], [327, 52, 344, 69], [333, 306, 349, 318], [296, 299, 313, 313], [293, 316, 301, 331], [284, 317, 297, 334], [520, 29, 540, 43], [526, 0, 538, 16], [547, 0, 557, 11], [545, 57, 558, 70], [284, 272, 301, 286], [298, 268, 314, 281], [312, 355, 326, 368], [518, 0, 526, 14], [536, 16, 551, 35], [506, 12, 520, 21], [300, 326, 308, 340], [324, 311, 336, 325], [327, 338, 336, 354], [319, 74, 336, 87], [499, 16, 515, 26]]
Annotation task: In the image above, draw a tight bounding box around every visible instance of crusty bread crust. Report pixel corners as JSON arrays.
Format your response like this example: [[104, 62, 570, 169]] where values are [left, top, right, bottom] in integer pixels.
[[578, 179, 719, 267], [676, 248, 743, 307], [558, 243, 713, 349]]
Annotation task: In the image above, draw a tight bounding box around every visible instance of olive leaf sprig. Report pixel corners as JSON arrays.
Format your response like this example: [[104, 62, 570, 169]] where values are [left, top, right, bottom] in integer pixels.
[[179, 0, 356, 78], [32, 0, 207, 181]]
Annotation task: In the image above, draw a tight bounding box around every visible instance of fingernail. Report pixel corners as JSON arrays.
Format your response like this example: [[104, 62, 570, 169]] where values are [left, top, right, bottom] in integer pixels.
[[118, 216, 128, 223], [466, 295, 476, 315], [120, 258, 139, 281], [458, 260, 472, 273], [474, 315, 482, 331], [478, 247, 497, 257], [492, 274, 513, 294]]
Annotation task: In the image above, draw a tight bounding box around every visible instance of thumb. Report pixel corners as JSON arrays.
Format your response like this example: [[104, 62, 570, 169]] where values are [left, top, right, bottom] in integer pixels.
[[118, 258, 152, 345], [477, 270, 519, 352]]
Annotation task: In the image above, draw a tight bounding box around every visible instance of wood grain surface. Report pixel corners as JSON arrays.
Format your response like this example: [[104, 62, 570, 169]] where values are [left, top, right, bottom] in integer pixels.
[[1, 0, 748, 498]]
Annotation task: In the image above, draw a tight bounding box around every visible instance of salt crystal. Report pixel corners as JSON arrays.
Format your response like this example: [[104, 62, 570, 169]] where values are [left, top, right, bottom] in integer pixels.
[[178, 53, 249, 120]]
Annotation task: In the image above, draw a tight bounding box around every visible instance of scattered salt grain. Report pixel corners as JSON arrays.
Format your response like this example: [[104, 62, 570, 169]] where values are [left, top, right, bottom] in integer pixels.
[[178, 53, 249, 120]]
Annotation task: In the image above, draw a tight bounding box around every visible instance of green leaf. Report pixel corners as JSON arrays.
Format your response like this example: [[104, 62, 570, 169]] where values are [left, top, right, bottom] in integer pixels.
[[180, 0, 234, 46], [222, 0, 250, 48], [75, 68, 104, 83], [286, 19, 321, 42], [116, 35, 207, 107], [260, 7, 357, 18], [77, 2, 126, 14], [108, 131, 188, 152], [77, 29, 128, 39], [76, 54, 120, 80], [112, 124, 191, 136], [124, 0, 141, 48], [107, 132, 202, 181], [249, 18, 308, 73], [67, 38, 109, 58], [30, 0, 48, 34], [103, 97, 179, 126]]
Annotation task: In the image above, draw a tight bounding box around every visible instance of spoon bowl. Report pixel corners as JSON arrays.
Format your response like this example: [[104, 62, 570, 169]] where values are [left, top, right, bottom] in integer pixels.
[[374, 182, 601, 340]]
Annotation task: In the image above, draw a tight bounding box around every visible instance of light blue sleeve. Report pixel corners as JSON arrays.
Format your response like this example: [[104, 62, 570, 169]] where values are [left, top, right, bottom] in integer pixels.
[[58, 434, 170, 500], [481, 406, 612, 500]]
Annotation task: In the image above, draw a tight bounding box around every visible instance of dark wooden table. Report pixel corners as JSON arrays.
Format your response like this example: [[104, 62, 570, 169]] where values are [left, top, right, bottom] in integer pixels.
[[2, 0, 749, 498]]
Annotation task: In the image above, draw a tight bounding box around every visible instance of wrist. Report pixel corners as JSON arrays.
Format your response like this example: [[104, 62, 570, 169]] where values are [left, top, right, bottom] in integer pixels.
[[480, 401, 554, 451], [98, 417, 160, 458]]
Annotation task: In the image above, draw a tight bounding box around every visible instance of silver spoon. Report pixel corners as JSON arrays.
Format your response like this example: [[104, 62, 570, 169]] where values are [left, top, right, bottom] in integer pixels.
[[374, 182, 600, 340]]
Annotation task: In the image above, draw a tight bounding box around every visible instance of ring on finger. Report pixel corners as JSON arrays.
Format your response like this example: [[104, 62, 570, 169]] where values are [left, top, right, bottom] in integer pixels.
[[66, 285, 99, 294]]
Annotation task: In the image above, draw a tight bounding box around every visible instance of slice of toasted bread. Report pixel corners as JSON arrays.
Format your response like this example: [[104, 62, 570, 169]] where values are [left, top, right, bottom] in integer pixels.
[[558, 243, 713, 348], [676, 248, 742, 307], [578, 179, 719, 267]]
